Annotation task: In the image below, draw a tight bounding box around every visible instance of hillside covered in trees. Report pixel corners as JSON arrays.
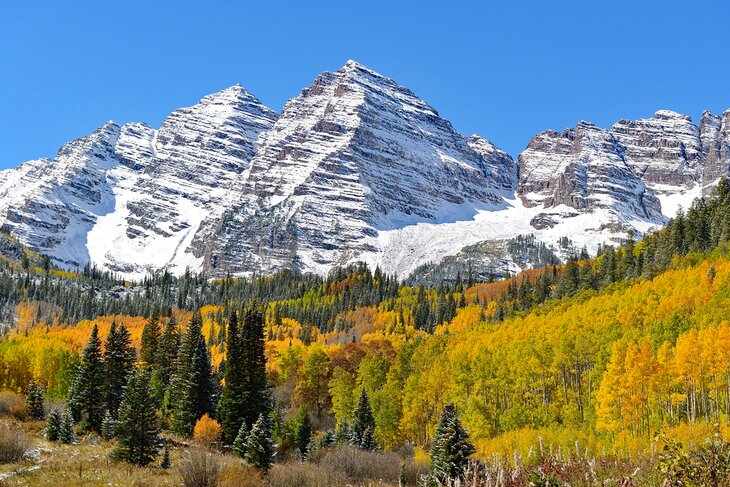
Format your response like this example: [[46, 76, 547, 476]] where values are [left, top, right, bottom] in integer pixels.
[[3, 181, 730, 485]]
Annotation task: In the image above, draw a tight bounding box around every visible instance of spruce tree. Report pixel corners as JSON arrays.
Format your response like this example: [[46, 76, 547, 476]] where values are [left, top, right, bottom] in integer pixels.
[[59, 409, 76, 444], [45, 409, 62, 441], [160, 443, 171, 469], [73, 324, 105, 430], [351, 389, 377, 450], [240, 304, 269, 432], [139, 310, 160, 365], [101, 410, 116, 440], [152, 316, 179, 407], [25, 380, 45, 420], [112, 368, 161, 466], [104, 322, 137, 417], [245, 414, 274, 472], [295, 405, 312, 460], [232, 421, 249, 458], [218, 311, 245, 444], [171, 312, 214, 437], [428, 404, 475, 485]]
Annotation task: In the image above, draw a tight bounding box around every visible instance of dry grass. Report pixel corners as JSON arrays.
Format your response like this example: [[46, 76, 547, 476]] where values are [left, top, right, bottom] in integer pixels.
[[314, 444, 406, 484], [178, 448, 223, 487], [217, 462, 264, 487], [0, 422, 31, 464], [268, 461, 347, 487], [0, 393, 26, 421]]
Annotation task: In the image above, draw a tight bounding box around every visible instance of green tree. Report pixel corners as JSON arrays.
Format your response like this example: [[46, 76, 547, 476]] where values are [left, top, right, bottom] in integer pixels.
[[428, 404, 475, 485], [112, 368, 161, 466], [240, 304, 269, 429], [25, 380, 45, 420], [351, 389, 376, 450], [171, 312, 214, 436], [139, 310, 160, 365], [245, 414, 275, 472], [232, 421, 249, 458], [59, 409, 75, 444], [101, 410, 116, 440], [295, 346, 330, 418], [152, 316, 180, 407], [295, 405, 312, 460], [104, 322, 137, 417], [45, 409, 62, 441], [73, 324, 105, 430], [218, 311, 245, 444]]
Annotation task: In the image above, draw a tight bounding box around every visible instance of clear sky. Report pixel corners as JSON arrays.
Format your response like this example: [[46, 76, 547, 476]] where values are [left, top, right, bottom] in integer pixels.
[[1, 0, 728, 168]]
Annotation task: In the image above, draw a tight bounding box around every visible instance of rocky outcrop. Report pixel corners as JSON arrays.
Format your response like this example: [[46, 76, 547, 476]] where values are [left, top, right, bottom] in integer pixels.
[[195, 60, 515, 275], [517, 122, 663, 224], [701, 110, 730, 191], [610, 110, 703, 192]]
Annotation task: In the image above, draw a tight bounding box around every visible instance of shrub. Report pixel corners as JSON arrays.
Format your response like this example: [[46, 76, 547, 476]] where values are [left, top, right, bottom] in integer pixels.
[[178, 448, 223, 487], [218, 462, 264, 487], [0, 422, 31, 463], [0, 391, 27, 420], [268, 461, 347, 487], [193, 414, 222, 448], [316, 444, 401, 483]]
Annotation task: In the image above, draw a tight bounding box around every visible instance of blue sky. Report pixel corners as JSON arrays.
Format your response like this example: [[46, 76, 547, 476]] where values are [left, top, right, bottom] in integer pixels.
[[1, 0, 728, 168]]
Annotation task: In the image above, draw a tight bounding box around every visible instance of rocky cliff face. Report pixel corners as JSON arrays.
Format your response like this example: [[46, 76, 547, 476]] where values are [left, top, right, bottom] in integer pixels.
[[194, 61, 516, 275], [517, 122, 662, 224], [610, 110, 703, 193], [0, 61, 727, 279], [700, 110, 730, 192]]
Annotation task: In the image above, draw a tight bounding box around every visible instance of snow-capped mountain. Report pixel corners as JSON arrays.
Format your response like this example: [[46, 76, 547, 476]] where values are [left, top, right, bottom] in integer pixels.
[[192, 60, 516, 276], [0, 61, 728, 280]]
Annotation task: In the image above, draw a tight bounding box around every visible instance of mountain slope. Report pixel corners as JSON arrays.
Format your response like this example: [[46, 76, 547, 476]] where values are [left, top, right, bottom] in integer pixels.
[[0, 62, 727, 280], [194, 60, 517, 275]]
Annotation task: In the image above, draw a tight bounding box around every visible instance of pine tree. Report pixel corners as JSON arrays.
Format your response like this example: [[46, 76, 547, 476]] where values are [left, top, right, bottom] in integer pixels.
[[319, 430, 335, 449], [245, 414, 275, 472], [112, 368, 161, 466], [45, 409, 62, 441], [171, 312, 214, 437], [232, 421, 249, 458], [218, 311, 245, 444], [26, 380, 45, 420], [152, 316, 180, 406], [335, 420, 352, 444], [60, 409, 76, 444], [139, 310, 160, 365], [160, 443, 171, 469], [101, 410, 116, 440], [104, 322, 137, 417], [428, 404, 475, 485], [295, 405, 312, 460], [73, 323, 105, 430], [240, 304, 270, 432], [351, 389, 377, 450]]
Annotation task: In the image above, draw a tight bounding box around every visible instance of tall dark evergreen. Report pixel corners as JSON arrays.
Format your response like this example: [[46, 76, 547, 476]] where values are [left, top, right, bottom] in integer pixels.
[[427, 404, 475, 485], [351, 388, 377, 450], [111, 368, 161, 466], [218, 311, 245, 444], [103, 322, 137, 417], [72, 323, 105, 430], [240, 304, 269, 433], [295, 405, 313, 460], [152, 316, 180, 406], [171, 312, 214, 437], [139, 310, 160, 365]]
